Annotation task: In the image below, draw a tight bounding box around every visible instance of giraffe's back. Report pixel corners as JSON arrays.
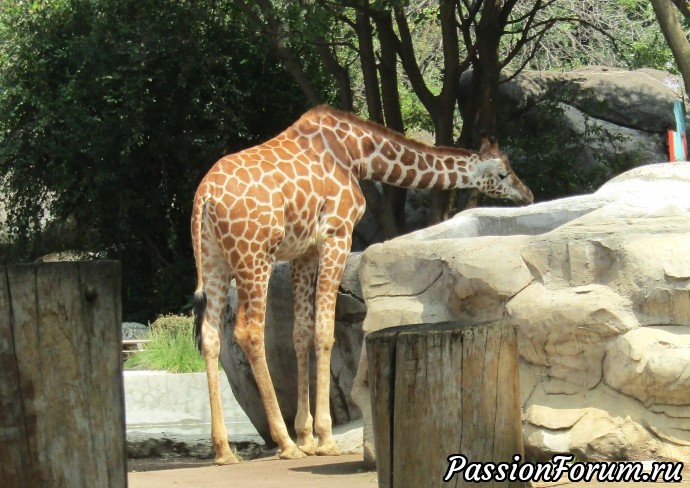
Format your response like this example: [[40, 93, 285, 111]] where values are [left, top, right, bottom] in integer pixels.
[[196, 133, 356, 264]]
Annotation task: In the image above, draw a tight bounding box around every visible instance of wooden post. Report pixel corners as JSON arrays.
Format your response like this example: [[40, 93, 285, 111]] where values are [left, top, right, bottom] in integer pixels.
[[367, 320, 523, 488], [0, 261, 126, 488]]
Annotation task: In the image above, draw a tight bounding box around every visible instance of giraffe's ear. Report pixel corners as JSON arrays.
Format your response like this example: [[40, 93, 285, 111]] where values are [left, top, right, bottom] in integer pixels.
[[479, 134, 499, 153], [479, 134, 491, 153]]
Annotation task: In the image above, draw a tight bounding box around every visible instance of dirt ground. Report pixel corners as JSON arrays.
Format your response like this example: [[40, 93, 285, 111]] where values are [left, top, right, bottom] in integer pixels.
[[128, 454, 690, 488], [127, 453, 378, 488]]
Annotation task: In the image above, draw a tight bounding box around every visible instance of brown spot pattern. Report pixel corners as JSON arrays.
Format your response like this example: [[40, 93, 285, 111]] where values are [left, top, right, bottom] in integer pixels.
[[191, 104, 533, 461]]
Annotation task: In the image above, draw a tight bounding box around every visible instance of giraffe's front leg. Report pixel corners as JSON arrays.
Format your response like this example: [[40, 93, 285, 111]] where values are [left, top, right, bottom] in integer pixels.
[[313, 237, 350, 456]]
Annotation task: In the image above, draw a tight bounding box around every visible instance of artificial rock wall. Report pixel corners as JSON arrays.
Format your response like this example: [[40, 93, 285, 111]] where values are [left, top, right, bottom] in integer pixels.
[[357, 163, 690, 463]]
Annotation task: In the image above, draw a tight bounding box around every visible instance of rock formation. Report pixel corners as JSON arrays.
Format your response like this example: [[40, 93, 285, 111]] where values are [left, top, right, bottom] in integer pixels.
[[354, 162, 690, 465], [491, 67, 689, 171]]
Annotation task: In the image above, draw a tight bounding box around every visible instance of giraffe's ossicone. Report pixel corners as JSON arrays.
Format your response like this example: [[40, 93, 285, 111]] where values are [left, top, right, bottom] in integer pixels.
[[191, 105, 533, 464]]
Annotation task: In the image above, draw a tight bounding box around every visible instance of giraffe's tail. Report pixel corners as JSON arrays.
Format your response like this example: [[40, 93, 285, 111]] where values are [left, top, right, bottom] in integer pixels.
[[193, 289, 206, 353], [191, 190, 208, 353]]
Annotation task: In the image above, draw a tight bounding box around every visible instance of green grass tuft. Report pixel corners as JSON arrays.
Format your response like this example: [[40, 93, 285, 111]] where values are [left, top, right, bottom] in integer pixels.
[[124, 314, 206, 373]]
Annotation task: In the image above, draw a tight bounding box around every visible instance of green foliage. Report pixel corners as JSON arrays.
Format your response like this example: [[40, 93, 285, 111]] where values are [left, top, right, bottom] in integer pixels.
[[123, 314, 206, 373], [399, 84, 436, 134], [502, 90, 641, 203], [0, 0, 313, 321], [618, 1, 677, 71], [0, 0, 679, 325], [502, 0, 676, 73]]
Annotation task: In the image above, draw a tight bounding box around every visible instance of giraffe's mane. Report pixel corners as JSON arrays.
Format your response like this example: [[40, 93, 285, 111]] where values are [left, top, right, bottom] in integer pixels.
[[305, 105, 476, 158]]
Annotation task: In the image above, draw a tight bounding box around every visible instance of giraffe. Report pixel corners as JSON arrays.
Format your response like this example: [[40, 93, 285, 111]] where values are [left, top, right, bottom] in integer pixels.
[[191, 105, 533, 464]]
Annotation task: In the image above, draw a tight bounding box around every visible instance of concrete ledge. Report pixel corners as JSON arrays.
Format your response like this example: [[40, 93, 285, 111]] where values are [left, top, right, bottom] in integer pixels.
[[124, 370, 262, 458], [123, 370, 364, 459], [124, 370, 258, 436]]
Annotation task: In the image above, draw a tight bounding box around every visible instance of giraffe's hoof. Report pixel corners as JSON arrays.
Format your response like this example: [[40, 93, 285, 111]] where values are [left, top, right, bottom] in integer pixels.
[[214, 452, 240, 465], [297, 436, 317, 456], [315, 437, 341, 456], [279, 444, 308, 460]]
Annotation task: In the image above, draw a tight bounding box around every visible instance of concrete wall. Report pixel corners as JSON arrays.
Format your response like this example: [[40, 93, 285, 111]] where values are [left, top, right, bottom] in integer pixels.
[[123, 370, 259, 441]]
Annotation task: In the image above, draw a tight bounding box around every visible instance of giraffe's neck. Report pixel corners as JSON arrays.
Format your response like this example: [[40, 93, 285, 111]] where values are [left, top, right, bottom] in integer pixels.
[[294, 107, 480, 191], [356, 134, 477, 190]]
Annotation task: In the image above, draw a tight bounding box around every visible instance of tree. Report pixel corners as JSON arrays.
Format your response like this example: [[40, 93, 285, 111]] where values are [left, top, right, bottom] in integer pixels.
[[1, 0, 675, 320], [0, 0, 318, 320], [236, 1, 661, 227], [651, 0, 690, 97]]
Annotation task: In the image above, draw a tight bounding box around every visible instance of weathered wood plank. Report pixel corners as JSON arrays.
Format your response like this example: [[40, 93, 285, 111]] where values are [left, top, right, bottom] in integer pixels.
[[0, 262, 125, 488], [367, 328, 396, 488], [0, 267, 32, 486], [367, 320, 523, 488], [5, 264, 47, 486], [493, 325, 522, 464], [79, 261, 125, 487], [37, 262, 94, 486]]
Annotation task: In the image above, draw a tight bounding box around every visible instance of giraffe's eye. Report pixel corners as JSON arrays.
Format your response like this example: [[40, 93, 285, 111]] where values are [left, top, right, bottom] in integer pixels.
[[498, 172, 509, 180]]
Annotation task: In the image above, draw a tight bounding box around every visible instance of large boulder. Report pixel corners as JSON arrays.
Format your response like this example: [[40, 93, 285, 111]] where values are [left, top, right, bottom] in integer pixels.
[[494, 67, 687, 134], [356, 163, 690, 464], [219, 253, 365, 446], [461, 67, 690, 195]]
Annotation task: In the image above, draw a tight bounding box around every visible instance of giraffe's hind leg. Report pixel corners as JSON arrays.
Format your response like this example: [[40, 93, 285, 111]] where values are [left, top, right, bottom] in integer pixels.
[[312, 236, 350, 456], [233, 267, 306, 460], [291, 252, 319, 455], [198, 246, 239, 465]]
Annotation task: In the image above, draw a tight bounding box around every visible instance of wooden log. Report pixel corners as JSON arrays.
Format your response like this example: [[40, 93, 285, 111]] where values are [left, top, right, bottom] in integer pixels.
[[0, 261, 126, 488], [367, 320, 523, 488]]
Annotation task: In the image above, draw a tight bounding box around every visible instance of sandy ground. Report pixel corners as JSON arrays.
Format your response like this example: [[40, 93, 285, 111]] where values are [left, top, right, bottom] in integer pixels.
[[128, 454, 690, 488]]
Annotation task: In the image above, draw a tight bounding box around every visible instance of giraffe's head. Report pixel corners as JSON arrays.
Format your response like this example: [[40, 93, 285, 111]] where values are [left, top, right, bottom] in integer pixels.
[[473, 136, 533, 205]]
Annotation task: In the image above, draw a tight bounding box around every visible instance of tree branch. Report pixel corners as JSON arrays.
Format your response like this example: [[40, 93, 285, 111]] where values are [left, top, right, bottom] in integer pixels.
[[315, 37, 353, 110], [501, 13, 631, 70], [237, 0, 322, 106], [393, 7, 437, 115], [501, 24, 555, 81], [505, 0, 556, 25]]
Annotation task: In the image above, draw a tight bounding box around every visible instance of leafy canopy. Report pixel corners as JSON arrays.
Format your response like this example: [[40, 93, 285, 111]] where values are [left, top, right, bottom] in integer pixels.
[[0, 0, 313, 320]]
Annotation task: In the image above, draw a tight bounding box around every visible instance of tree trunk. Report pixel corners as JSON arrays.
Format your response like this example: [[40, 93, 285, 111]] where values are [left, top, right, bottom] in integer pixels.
[[354, 6, 391, 245], [374, 10, 408, 238], [0, 262, 126, 488], [651, 0, 690, 98], [449, 1, 507, 219], [367, 320, 523, 488], [356, 8, 384, 124], [459, 1, 503, 146], [315, 38, 353, 111], [428, 0, 464, 225]]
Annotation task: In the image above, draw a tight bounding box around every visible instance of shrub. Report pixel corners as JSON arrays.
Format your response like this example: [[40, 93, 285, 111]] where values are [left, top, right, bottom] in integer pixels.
[[124, 314, 206, 373]]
